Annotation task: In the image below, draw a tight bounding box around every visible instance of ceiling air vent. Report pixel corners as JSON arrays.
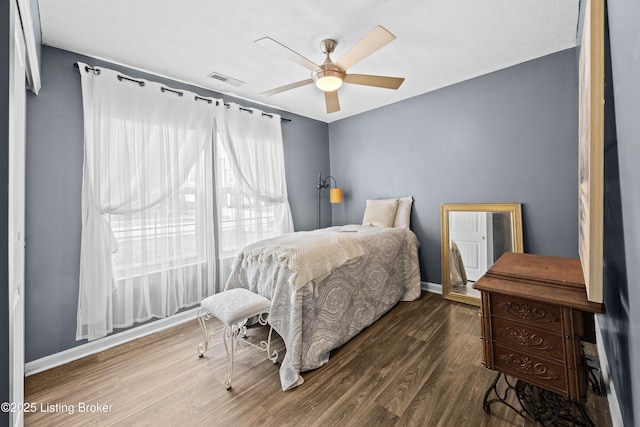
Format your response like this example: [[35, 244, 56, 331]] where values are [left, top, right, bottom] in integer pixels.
[[206, 71, 245, 87]]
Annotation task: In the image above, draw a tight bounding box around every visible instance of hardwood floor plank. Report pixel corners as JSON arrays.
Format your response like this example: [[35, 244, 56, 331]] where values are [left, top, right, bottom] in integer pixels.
[[307, 336, 427, 425]]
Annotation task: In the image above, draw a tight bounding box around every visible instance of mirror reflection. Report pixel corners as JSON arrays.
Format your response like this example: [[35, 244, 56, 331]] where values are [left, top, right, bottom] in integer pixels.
[[441, 203, 523, 306]]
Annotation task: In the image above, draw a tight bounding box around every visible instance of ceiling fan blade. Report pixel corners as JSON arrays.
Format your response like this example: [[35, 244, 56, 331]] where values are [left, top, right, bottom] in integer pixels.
[[344, 74, 405, 90], [324, 90, 340, 113], [335, 26, 396, 71], [259, 79, 313, 96], [255, 37, 320, 71]]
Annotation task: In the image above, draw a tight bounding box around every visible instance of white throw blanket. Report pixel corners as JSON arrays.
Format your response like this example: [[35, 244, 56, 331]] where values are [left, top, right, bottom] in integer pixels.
[[239, 227, 365, 288]]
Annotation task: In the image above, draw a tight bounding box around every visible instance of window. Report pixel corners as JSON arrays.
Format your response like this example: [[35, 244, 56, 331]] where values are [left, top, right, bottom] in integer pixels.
[[77, 66, 292, 341], [76, 63, 218, 340]]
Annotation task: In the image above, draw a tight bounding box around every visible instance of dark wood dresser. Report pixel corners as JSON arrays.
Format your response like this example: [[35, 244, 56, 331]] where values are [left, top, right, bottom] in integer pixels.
[[474, 252, 605, 405]]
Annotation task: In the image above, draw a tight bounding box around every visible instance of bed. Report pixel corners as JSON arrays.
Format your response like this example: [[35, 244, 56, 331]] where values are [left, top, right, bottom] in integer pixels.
[[224, 197, 421, 390]]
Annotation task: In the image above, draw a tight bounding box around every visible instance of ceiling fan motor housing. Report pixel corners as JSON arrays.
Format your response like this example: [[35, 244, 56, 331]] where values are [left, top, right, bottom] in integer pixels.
[[313, 65, 345, 83]]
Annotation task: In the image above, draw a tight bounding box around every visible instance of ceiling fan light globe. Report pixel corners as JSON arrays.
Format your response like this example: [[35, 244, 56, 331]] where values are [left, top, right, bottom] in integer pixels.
[[313, 67, 345, 92], [315, 76, 343, 92]]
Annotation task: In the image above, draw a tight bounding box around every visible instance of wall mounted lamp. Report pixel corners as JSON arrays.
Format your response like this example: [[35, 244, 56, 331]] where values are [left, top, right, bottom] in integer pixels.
[[317, 173, 343, 229]]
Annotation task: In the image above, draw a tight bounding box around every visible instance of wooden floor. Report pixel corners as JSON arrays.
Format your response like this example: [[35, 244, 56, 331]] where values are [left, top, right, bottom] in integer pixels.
[[25, 292, 612, 426]]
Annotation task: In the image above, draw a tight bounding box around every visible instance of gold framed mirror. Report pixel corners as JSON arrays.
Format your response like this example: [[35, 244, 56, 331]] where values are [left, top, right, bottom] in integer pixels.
[[441, 203, 523, 306]]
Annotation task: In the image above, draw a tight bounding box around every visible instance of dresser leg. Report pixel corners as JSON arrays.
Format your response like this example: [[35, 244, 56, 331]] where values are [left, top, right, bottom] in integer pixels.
[[482, 372, 533, 421], [515, 380, 596, 426], [482, 372, 502, 412], [480, 373, 596, 426]]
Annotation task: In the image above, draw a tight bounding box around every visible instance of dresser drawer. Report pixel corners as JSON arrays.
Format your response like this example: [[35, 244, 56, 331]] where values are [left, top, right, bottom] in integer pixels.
[[493, 343, 568, 397], [490, 293, 562, 332], [491, 317, 564, 361]]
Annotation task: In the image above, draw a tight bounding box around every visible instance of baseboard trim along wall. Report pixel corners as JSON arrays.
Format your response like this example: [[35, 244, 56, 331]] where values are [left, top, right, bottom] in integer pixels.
[[25, 307, 201, 376], [594, 315, 624, 427], [422, 281, 442, 294]]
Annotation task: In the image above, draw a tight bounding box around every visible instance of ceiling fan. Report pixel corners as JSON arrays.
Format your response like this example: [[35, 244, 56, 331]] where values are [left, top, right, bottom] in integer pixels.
[[255, 25, 405, 114]]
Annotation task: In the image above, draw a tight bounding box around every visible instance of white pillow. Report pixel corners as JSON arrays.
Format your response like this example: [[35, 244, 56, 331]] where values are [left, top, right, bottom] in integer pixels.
[[375, 196, 413, 228], [393, 196, 413, 228], [362, 199, 399, 228]]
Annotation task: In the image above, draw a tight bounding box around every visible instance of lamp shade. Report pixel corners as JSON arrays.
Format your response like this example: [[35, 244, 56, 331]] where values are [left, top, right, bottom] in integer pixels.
[[330, 188, 343, 204]]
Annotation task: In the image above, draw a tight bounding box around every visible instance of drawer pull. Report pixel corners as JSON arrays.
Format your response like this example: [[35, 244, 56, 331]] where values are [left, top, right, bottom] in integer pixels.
[[498, 354, 560, 380], [498, 302, 559, 323], [496, 326, 557, 350]]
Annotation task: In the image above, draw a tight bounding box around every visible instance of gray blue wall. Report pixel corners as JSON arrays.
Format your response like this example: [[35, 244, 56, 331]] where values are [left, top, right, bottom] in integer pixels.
[[24, 46, 329, 362], [1, 1, 12, 424], [601, 0, 640, 424], [328, 48, 580, 283]]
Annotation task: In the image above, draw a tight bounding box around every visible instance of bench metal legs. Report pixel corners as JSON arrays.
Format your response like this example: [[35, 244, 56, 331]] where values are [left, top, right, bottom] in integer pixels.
[[197, 309, 214, 357], [197, 310, 278, 390]]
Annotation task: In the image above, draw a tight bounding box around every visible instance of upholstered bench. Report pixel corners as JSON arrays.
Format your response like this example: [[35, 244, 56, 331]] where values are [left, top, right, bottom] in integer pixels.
[[197, 288, 277, 390]]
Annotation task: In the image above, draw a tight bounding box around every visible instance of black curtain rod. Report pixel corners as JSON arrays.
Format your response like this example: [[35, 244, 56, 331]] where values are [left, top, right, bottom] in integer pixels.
[[160, 86, 183, 96], [118, 74, 144, 86], [73, 62, 292, 123]]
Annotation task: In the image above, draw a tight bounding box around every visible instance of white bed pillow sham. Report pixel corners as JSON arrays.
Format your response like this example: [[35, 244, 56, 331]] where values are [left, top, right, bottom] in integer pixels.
[[370, 196, 413, 228], [362, 198, 399, 228], [391, 196, 413, 228]]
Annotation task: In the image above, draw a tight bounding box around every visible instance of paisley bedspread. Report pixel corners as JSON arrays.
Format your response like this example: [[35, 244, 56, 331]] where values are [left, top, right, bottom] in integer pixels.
[[224, 225, 421, 390]]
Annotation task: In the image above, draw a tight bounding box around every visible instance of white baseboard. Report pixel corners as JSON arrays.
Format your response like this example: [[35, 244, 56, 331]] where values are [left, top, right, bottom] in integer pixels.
[[25, 307, 201, 376], [594, 315, 624, 427], [421, 281, 442, 294]]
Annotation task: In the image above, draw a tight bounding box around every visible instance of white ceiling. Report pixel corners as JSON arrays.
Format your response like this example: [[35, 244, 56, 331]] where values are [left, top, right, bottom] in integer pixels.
[[38, 0, 579, 123]]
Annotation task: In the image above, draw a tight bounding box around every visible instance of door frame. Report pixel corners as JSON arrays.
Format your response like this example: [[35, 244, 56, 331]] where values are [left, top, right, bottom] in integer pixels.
[[8, 1, 39, 426], [9, 2, 27, 426]]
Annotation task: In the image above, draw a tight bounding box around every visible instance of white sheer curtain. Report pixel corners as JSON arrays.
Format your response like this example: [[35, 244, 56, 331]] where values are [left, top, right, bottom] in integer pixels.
[[215, 103, 294, 283], [77, 62, 217, 341]]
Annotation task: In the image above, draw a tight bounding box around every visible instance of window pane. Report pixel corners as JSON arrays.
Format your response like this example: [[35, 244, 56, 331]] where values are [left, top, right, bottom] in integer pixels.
[[216, 141, 277, 257], [110, 163, 202, 278]]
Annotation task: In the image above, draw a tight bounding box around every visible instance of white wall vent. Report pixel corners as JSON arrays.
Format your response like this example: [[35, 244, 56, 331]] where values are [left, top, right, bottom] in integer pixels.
[[206, 71, 245, 87]]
